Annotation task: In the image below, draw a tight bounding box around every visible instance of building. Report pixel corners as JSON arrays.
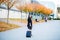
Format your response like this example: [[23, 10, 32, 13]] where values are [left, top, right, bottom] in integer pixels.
[[57, 7, 60, 18]]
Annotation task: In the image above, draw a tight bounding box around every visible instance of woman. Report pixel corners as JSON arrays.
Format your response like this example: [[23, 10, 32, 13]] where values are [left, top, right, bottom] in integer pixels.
[[45, 16, 47, 22], [27, 16, 32, 30]]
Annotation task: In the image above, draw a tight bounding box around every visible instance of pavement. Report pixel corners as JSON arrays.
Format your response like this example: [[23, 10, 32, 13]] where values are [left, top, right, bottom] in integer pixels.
[[0, 19, 60, 40]]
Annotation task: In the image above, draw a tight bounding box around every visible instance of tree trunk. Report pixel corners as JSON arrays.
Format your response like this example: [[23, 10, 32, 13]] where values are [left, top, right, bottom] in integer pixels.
[[0, 4, 1, 11], [7, 8, 9, 24], [21, 11, 22, 23], [26, 13, 27, 19], [0, 4, 2, 12]]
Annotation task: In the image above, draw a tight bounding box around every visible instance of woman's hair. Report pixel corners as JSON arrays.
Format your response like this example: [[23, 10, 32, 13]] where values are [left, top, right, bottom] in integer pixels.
[[28, 15, 32, 18]]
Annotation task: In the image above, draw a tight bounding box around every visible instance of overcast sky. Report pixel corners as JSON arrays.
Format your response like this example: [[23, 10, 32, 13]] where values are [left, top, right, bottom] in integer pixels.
[[36, 0, 60, 7]]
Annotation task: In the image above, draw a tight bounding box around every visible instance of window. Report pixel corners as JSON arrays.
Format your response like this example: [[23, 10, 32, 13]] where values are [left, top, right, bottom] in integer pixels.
[[58, 10, 60, 13], [57, 7, 60, 13]]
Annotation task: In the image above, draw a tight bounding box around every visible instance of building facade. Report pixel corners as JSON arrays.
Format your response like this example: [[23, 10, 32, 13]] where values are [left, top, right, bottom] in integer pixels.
[[57, 7, 60, 18]]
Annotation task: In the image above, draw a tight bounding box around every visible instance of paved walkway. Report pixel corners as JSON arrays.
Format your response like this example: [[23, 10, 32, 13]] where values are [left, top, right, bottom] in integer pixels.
[[0, 20, 60, 40]]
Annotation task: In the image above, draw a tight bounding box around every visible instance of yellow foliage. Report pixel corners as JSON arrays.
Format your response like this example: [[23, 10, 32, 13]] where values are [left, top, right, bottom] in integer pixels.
[[41, 8, 53, 15], [4, 0, 17, 9], [0, 0, 4, 4], [16, 3, 53, 15]]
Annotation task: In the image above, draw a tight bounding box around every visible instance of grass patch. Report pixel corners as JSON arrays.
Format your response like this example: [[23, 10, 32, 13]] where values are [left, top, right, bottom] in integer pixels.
[[9, 18, 45, 24], [0, 22, 20, 32]]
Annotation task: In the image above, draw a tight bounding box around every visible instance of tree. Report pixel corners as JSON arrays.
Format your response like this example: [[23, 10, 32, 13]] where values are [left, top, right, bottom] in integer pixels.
[[4, 0, 17, 24], [0, 0, 5, 5], [16, 5, 26, 22], [16, 3, 53, 21], [16, 3, 34, 22], [0, 0, 5, 11], [24, 3, 34, 16]]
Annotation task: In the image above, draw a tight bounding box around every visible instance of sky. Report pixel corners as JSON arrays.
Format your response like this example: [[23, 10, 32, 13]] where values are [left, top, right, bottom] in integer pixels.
[[36, 0, 60, 7], [33, 0, 60, 18]]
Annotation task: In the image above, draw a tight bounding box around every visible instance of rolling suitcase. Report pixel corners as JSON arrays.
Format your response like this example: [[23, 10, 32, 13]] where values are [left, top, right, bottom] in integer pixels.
[[26, 31, 31, 37]]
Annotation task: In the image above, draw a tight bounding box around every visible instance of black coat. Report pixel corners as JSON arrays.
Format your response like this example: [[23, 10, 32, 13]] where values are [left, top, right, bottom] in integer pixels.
[[28, 17, 32, 23], [27, 17, 32, 27]]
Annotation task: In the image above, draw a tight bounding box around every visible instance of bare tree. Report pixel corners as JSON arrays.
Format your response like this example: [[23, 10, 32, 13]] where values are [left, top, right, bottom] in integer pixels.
[[4, 0, 17, 24]]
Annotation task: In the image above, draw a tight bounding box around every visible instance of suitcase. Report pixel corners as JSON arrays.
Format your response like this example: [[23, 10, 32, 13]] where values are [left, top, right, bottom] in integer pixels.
[[26, 31, 31, 37]]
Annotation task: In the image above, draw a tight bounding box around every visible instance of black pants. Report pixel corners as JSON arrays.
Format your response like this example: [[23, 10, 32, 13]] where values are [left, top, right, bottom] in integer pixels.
[[45, 20, 47, 22], [27, 22, 32, 30]]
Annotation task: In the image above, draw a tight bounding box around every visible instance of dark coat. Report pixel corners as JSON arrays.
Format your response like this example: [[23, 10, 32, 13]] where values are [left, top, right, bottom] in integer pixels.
[[28, 17, 32, 23], [27, 17, 32, 29]]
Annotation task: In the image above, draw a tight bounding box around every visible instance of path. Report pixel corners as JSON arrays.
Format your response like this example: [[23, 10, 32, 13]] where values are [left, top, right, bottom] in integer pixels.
[[0, 20, 60, 40]]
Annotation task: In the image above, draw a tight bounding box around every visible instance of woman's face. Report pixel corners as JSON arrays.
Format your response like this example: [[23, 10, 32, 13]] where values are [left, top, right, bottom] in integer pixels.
[[30, 16, 32, 18]]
